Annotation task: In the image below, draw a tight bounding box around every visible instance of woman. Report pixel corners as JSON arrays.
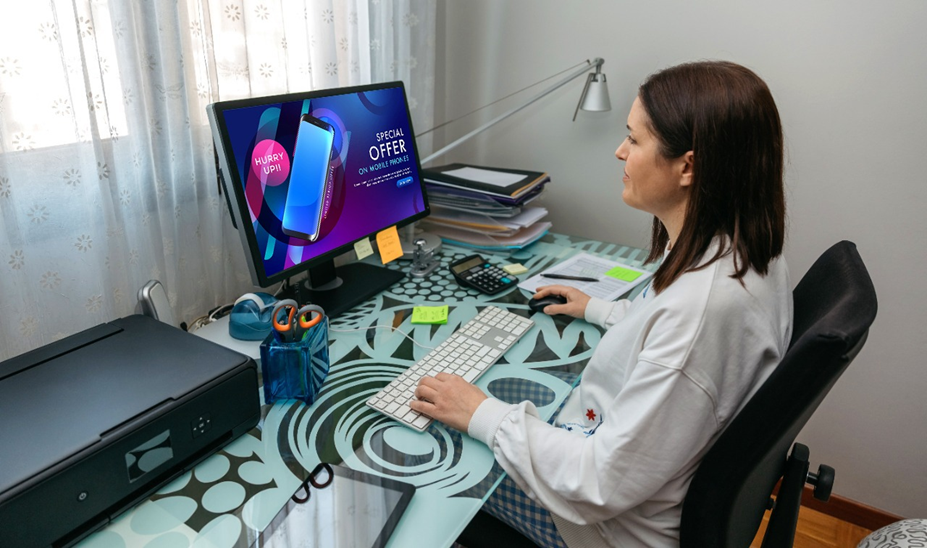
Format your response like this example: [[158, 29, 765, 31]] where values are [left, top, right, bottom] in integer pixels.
[[410, 60, 792, 548]]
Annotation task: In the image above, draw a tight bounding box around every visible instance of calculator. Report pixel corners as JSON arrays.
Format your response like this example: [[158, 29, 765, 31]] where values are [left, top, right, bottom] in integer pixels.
[[449, 254, 518, 295]]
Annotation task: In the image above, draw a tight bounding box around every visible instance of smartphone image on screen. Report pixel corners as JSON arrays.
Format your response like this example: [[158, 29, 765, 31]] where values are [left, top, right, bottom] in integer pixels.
[[282, 114, 335, 241]]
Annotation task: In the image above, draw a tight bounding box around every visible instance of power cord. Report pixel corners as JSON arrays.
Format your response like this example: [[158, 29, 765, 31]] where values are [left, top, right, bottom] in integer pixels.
[[209, 303, 234, 320], [186, 302, 235, 333], [186, 315, 211, 332]]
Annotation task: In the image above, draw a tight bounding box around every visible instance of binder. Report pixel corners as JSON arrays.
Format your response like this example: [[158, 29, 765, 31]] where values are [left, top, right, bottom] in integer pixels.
[[422, 163, 550, 199]]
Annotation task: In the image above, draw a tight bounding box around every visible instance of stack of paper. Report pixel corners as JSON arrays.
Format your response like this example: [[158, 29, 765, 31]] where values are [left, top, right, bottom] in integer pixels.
[[422, 163, 551, 249], [422, 221, 553, 251], [426, 186, 539, 218], [518, 253, 653, 301], [423, 206, 548, 235]]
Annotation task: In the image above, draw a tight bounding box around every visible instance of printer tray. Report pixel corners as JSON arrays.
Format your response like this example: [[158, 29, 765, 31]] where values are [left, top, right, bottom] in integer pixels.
[[0, 315, 262, 547]]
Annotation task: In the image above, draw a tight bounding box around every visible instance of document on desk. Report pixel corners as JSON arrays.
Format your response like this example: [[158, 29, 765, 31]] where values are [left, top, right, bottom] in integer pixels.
[[518, 252, 653, 301]]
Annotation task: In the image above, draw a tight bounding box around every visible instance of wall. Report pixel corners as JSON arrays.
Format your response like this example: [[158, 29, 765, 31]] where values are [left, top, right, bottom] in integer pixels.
[[436, 0, 927, 518]]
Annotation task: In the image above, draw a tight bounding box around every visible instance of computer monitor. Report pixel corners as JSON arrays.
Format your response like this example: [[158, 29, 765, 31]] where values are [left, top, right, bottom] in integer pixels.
[[208, 81, 429, 318]]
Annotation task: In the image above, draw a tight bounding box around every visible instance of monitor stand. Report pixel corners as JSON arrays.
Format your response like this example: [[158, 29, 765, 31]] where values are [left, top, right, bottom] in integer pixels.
[[279, 259, 405, 319]]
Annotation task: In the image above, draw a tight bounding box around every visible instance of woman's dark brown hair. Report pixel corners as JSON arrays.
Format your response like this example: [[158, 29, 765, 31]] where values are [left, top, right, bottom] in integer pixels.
[[638, 60, 785, 293]]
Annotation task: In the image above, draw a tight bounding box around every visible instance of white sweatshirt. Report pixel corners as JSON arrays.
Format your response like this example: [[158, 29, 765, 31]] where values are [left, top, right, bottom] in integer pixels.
[[469, 238, 792, 548]]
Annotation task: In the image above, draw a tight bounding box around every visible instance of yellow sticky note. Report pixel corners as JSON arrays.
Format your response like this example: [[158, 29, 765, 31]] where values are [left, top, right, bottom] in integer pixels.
[[604, 266, 644, 282], [354, 237, 374, 260], [411, 305, 448, 324], [503, 263, 528, 275], [375, 225, 403, 264]]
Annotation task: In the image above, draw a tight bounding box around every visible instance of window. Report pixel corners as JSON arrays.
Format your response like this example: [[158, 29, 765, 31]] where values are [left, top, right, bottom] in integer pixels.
[[0, 1, 129, 151]]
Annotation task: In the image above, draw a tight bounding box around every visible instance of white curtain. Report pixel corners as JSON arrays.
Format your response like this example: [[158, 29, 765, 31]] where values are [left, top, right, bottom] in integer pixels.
[[0, 0, 436, 361]]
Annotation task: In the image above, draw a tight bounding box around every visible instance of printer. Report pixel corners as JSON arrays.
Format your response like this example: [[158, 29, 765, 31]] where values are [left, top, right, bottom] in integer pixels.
[[0, 314, 261, 547]]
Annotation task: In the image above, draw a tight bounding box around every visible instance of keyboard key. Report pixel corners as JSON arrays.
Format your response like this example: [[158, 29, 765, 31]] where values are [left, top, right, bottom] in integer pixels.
[[366, 307, 534, 430]]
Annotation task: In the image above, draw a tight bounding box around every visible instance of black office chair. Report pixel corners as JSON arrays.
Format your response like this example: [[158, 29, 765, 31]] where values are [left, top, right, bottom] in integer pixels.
[[680, 240, 878, 548]]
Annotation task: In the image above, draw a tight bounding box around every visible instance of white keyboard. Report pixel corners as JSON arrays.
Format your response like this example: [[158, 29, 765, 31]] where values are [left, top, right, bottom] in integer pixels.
[[366, 306, 535, 431]]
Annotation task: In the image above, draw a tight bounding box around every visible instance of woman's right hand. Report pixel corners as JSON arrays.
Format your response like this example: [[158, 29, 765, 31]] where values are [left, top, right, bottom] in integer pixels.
[[532, 285, 592, 319]]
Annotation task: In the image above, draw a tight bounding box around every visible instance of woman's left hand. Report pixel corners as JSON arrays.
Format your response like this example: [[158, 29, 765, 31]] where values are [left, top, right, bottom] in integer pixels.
[[409, 373, 487, 432]]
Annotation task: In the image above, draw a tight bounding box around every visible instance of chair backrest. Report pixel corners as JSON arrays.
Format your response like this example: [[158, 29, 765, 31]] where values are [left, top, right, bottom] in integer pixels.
[[680, 241, 878, 548]]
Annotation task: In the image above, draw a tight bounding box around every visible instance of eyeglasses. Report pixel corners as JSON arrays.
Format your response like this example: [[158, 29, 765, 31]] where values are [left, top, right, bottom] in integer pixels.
[[291, 462, 334, 504]]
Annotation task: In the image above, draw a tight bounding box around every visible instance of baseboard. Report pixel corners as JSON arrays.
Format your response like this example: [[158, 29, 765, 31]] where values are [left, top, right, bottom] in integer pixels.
[[798, 486, 904, 532], [771, 480, 904, 531]]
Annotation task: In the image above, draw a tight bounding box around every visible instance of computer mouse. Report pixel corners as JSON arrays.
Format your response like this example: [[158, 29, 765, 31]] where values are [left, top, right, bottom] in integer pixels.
[[527, 294, 567, 314], [229, 292, 278, 340]]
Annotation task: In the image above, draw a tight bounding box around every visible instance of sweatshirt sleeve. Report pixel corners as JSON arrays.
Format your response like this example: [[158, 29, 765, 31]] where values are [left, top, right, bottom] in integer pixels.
[[584, 297, 632, 329], [469, 360, 719, 525]]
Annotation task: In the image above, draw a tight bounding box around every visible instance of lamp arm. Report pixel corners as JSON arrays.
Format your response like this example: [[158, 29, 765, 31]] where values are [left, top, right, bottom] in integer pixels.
[[421, 58, 605, 166]]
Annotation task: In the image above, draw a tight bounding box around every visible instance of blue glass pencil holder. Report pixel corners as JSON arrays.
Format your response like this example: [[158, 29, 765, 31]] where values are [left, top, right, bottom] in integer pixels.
[[259, 316, 330, 406]]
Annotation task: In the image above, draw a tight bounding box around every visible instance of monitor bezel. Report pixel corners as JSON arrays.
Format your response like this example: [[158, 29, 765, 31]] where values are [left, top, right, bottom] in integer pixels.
[[208, 80, 430, 288]]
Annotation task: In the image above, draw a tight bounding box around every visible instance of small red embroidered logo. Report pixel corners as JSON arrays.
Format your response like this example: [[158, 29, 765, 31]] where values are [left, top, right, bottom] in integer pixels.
[[586, 408, 596, 421]]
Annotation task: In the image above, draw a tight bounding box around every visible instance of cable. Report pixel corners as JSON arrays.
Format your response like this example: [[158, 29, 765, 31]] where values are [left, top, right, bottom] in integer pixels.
[[186, 301, 235, 333], [273, 280, 289, 298], [209, 303, 234, 321], [186, 315, 212, 332], [330, 325, 436, 350]]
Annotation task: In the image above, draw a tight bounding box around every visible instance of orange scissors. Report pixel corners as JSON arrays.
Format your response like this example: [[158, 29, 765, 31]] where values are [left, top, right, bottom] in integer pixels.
[[272, 299, 324, 342]]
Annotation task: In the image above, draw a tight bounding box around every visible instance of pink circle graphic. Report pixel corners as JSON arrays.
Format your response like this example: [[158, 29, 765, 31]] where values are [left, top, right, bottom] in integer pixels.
[[250, 139, 290, 187]]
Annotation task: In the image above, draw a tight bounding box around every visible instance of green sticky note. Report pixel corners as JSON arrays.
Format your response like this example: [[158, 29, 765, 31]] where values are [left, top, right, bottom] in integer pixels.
[[354, 237, 374, 260], [604, 266, 644, 282], [411, 305, 448, 324]]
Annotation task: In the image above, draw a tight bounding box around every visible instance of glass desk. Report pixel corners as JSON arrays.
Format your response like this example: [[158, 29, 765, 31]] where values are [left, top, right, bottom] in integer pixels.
[[79, 234, 654, 548]]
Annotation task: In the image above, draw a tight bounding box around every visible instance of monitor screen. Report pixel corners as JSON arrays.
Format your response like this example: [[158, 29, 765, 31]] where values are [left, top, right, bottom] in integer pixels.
[[208, 82, 429, 291]]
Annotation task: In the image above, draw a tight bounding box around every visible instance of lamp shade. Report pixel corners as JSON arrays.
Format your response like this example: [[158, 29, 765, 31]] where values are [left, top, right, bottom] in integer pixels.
[[581, 74, 611, 112]]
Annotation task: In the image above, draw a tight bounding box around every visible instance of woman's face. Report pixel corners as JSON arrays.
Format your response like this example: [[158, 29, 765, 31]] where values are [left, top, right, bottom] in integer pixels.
[[615, 98, 691, 224]]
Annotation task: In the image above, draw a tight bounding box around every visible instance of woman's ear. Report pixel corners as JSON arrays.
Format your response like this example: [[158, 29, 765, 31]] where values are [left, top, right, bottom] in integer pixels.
[[679, 150, 695, 188]]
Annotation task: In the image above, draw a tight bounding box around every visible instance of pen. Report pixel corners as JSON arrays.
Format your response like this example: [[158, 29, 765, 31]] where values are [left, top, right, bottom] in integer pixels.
[[541, 273, 599, 282]]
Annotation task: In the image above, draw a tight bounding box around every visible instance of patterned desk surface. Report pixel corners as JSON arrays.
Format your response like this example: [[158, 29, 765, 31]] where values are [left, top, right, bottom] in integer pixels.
[[79, 234, 654, 548]]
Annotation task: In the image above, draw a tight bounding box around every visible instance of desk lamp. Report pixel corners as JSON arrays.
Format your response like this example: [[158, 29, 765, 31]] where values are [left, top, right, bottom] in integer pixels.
[[401, 58, 611, 256]]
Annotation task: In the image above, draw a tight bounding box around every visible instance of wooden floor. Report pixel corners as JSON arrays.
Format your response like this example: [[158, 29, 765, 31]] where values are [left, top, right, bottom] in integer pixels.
[[751, 506, 873, 548]]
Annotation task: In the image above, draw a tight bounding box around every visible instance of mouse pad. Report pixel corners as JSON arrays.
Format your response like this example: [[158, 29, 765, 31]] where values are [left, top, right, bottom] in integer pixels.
[[248, 464, 415, 548]]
